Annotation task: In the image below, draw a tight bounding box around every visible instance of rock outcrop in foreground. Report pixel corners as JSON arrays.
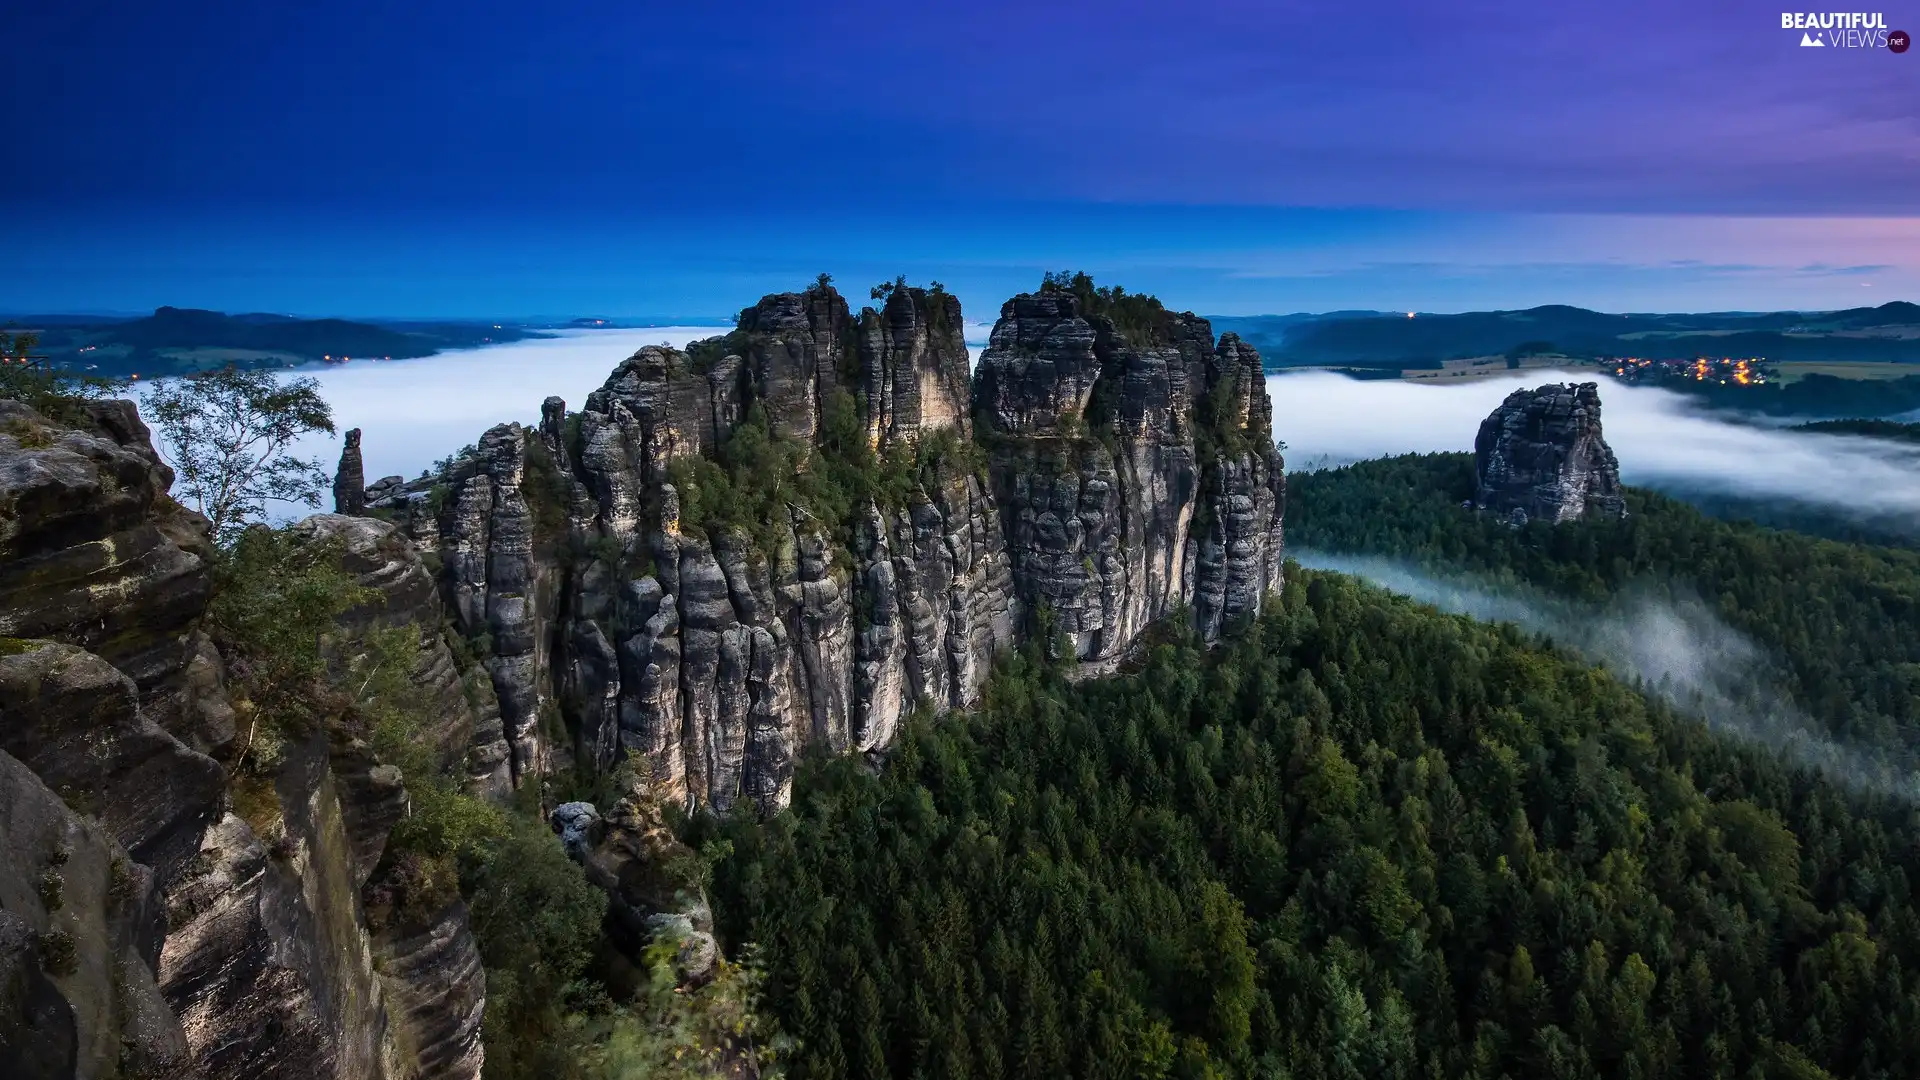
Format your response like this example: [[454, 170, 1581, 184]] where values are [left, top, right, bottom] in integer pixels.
[[357, 278, 1287, 813], [1473, 381, 1626, 525], [0, 402, 490, 1080]]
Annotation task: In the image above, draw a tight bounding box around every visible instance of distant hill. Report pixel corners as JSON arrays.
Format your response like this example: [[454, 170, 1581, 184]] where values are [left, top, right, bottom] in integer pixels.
[[3, 307, 550, 377], [1219, 301, 1920, 370], [1207, 310, 1391, 350]]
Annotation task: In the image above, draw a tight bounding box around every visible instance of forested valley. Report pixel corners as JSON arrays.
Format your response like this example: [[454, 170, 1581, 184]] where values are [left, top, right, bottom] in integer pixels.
[[687, 457, 1920, 1079]]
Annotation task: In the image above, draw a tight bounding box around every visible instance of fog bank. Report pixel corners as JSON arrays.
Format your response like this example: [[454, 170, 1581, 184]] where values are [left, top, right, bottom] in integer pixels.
[[1293, 548, 1920, 800], [242, 324, 1003, 505], [172, 334, 1917, 535], [1270, 369, 1920, 528]]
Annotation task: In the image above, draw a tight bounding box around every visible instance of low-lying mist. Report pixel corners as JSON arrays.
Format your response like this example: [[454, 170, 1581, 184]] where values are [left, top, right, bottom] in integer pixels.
[[1269, 369, 1920, 533], [1292, 548, 1920, 800], [231, 324, 1000, 517], [275, 328, 723, 488]]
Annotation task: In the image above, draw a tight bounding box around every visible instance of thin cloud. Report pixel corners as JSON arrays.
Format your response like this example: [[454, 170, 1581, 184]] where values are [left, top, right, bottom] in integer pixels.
[[1796, 263, 1893, 276], [1292, 549, 1920, 800]]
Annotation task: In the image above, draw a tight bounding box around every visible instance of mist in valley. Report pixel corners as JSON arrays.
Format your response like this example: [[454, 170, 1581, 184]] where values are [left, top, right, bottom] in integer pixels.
[[226, 335, 1920, 555], [217, 323, 999, 515], [1269, 368, 1920, 535], [1291, 549, 1920, 800]]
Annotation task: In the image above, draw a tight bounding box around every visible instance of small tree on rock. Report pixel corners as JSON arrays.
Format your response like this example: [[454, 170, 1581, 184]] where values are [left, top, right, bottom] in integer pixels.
[[147, 365, 335, 544]]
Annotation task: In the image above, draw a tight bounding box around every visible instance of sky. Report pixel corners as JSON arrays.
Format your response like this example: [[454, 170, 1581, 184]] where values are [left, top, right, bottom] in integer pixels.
[[5, 0, 1917, 318]]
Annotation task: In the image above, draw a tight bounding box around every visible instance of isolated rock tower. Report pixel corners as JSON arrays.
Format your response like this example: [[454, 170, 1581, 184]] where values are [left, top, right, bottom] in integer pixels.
[[1473, 381, 1626, 525], [333, 427, 366, 514]]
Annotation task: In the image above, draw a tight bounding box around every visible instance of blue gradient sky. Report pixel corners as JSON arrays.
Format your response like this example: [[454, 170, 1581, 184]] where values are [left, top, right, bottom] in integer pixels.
[[5, 0, 1917, 317]]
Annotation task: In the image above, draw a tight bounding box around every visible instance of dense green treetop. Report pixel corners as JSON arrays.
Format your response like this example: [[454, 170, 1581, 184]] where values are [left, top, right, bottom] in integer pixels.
[[695, 566, 1920, 1080], [1286, 454, 1920, 770]]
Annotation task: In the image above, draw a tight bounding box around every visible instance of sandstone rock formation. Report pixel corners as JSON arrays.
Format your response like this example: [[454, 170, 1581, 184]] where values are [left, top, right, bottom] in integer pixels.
[[0, 747, 195, 1080], [334, 428, 366, 515], [0, 404, 490, 1080], [158, 744, 393, 1080], [1473, 382, 1627, 525], [292, 513, 513, 798], [0, 398, 228, 748], [365, 893, 486, 1080], [0, 642, 224, 887], [860, 281, 972, 445], [974, 282, 1287, 668], [359, 278, 1286, 813], [3, 274, 1288, 1079]]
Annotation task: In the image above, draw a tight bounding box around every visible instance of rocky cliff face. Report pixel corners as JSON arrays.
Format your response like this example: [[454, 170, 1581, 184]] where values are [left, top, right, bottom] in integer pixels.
[[0, 398, 232, 756], [859, 283, 972, 445], [0, 746, 195, 1080], [542, 284, 1020, 813], [973, 285, 1287, 670], [293, 513, 513, 800], [550, 797, 718, 982], [0, 403, 489, 1080], [351, 279, 1285, 814], [1473, 382, 1627, 525], [402, 425, 555, 789]]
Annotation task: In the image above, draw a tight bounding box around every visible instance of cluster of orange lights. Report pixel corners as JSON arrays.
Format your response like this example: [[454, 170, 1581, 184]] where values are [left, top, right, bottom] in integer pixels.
[[1610, 355, 1768, 386]]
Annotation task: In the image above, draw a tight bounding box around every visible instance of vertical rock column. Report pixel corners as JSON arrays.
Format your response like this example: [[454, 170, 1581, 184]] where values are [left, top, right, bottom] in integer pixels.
[[974, 288, 1287, 668], [1190, 332, 1287, 639], [436, 424, 550, 788], [476, 426, 546, 784], [334, 428, 366, 514]]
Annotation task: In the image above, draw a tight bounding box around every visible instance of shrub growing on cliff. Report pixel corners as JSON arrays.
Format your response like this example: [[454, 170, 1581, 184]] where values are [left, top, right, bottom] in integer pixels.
[[147, 365, 335, 543], [210, 526, 372, 758], [685, 329, 752, 375], [350, 623, 512, 883], [1039, 270, 1174, 346], [669, 387, 971, 564], [522, 436, 573, 548], [468, 820, 612, 1080], [1191, 370, 1254, 471], [596, 932, 788, 1079]]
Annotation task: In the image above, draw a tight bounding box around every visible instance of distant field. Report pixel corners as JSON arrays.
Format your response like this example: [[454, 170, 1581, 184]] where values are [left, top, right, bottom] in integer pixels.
[[1399, 354, 1595, 382], [1772, 360, 1920, 384]]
